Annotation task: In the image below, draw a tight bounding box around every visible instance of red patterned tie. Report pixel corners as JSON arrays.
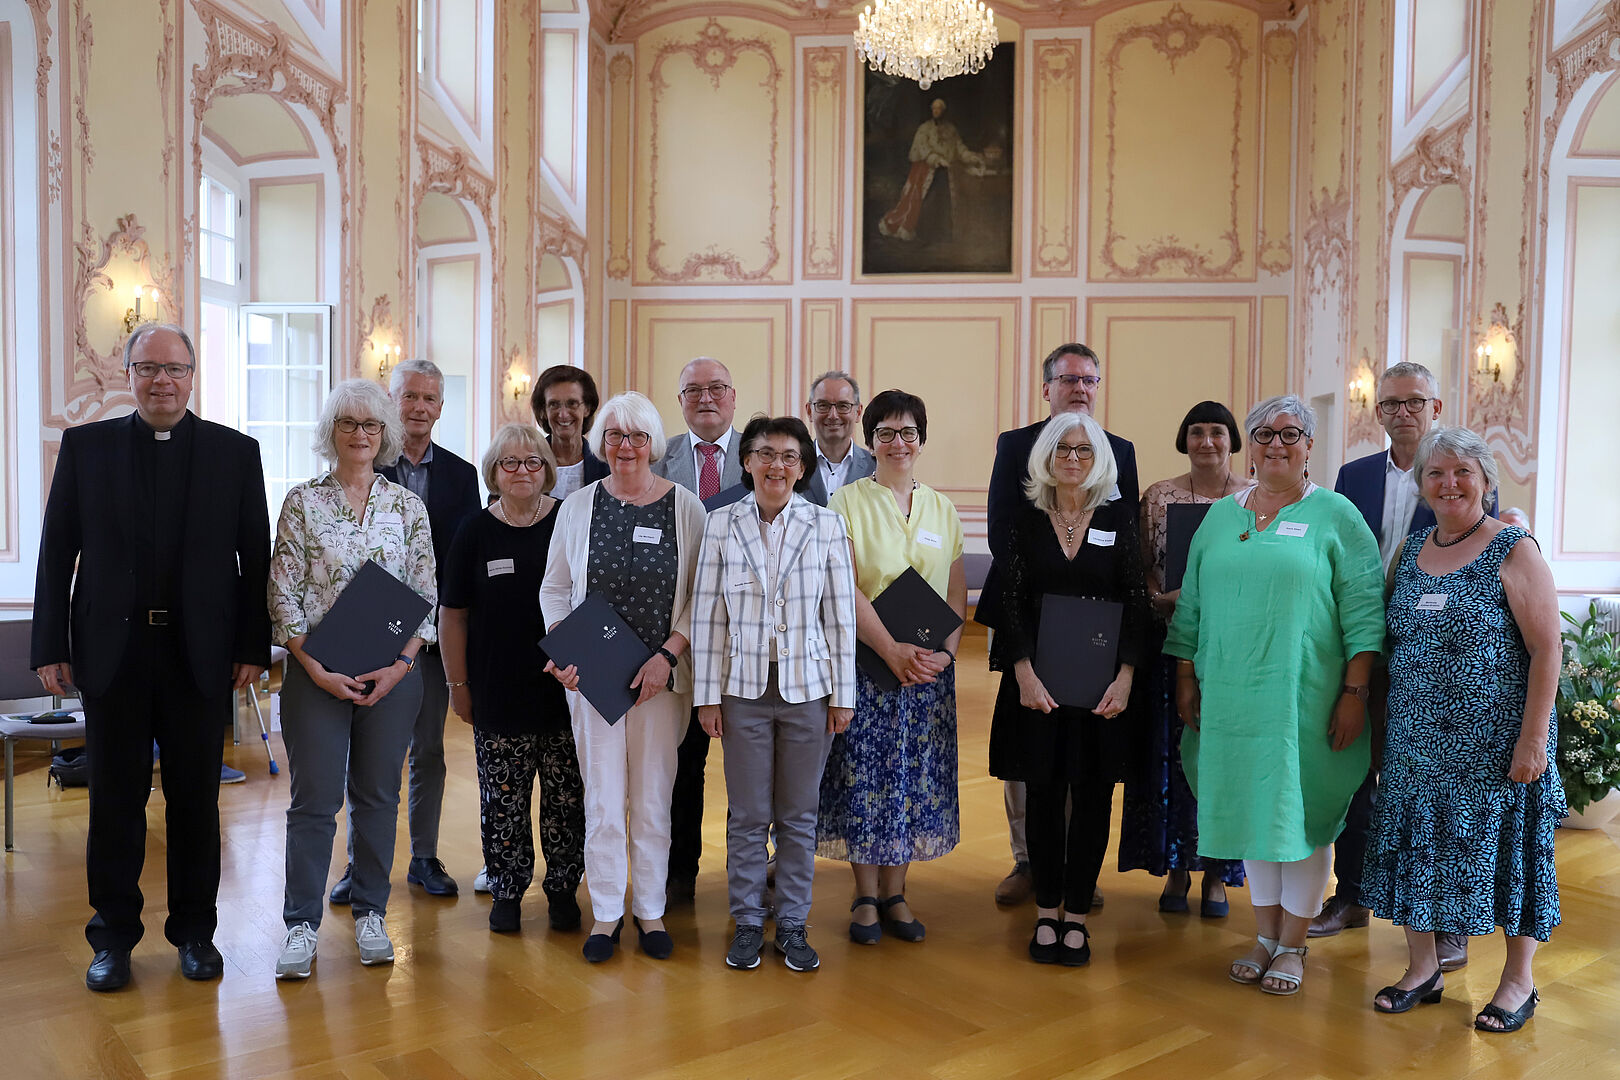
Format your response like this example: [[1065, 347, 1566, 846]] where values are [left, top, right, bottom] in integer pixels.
[[697, 442, 721, 500]]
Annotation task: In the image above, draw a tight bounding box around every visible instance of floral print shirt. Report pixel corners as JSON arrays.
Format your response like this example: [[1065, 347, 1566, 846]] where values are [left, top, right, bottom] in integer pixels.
[[269, 472, 439, 645]]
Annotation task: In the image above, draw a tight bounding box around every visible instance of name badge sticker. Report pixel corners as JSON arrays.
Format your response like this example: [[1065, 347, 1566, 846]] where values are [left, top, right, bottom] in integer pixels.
[[1416, 593, 1448, 611], [633, 526, 663, 545], [374, 512, 404, 526], [728, 573, 756, 591], [1105, 483, 1122, 503], [1276, 521, 1310, 537], [487, 558, 516, 577], [916, 529, 943, 549], [1087, 529, 1116, 547]]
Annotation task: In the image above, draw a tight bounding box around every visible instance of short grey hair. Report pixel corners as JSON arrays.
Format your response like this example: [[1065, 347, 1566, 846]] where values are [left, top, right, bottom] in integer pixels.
[[1245, 394, 1317, 439], [1378, 360, 1439, 397], [312, 378, 405, 467], [587, 391, 668, 463], [808, 369, 862, 404], [1024, 411, 1118, 513], [124, 323, 196, 369], [1413, 426, 1499, 506], [481, 423, 557, 494], [389, 357, 445, 396]]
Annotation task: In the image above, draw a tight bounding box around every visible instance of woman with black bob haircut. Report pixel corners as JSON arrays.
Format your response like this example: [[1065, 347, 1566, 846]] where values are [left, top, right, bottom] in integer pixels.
[[819, 388, 966, 945], [690, 415, 858, 972], [529, 364, 607, 502], [1120, 400, 1248, 917]]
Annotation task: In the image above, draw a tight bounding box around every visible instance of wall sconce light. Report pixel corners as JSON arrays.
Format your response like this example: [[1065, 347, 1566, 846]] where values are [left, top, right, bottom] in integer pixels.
[[513, 371, 531, 402], [377, 343, 401, 383], [1474, 341, 1500, 383], [1348, 372, 1371, 407], [123, 285, 160, 335]]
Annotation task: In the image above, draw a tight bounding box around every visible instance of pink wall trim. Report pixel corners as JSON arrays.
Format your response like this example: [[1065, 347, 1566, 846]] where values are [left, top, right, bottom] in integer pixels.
[[434, 0, 485, 136], [201, 110, 319, 166], [247, 174, 327, 302], [799, 46, 845, 281], [627, 298, 791, 402], [1570, 70, 1620, 159], [422, 254, 484, 412], [1084, 296, 1252, 433], [1405, 184, 1469, 242], [1404, 0, 1472, 127], [1398, 251, 1461, 368], [798, 298, 843, 406], [0, 23, 16, 561], [541, 29, 581, 202]]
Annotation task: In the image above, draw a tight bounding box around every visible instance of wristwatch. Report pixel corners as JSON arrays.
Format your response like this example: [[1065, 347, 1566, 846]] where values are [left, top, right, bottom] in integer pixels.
[[657, 646, 679, 667], [1341, 684, 1369, 703], [396, 653, 418, 672]]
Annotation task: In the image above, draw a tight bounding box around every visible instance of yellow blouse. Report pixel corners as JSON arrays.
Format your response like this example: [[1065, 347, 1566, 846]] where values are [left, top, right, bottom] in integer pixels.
[[830, 476, 963, 601]]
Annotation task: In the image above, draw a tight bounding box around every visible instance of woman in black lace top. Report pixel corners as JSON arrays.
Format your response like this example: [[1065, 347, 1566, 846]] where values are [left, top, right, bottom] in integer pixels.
[[988, 410, 1148, 966]]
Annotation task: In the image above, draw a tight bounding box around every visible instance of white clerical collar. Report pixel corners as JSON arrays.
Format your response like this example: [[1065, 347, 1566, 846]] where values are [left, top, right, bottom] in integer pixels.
[[154, 430, 172, 441]]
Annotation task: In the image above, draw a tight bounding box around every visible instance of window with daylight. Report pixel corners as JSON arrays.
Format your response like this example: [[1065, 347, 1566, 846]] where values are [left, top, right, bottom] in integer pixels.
[[241, 305, 331, 521], [198, 174, 238, 286]]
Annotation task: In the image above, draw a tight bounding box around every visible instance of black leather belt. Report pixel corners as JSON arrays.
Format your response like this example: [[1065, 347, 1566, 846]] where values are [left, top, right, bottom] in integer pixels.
[[146, 609, 174, 626]]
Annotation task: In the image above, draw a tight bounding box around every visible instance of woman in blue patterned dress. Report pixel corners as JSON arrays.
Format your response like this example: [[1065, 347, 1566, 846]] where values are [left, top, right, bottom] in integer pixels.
[[1360, 427, 1564, 1033]]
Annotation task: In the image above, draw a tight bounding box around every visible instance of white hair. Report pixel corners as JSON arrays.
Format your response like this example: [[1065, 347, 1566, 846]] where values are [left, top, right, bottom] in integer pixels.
[[587, 391, 669, 463], [312, 379, 405, 466], [1245, 394, 1318, 439], [1413, 426, 1500, 506], [1024, 411, 1118, 513], [389, 357, 445, 395], [1378, 361, 1439, 398]]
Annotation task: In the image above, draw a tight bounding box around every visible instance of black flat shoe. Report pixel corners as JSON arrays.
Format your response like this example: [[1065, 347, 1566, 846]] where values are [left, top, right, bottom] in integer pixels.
[[878, 895, 925, 942], [1029, 917, 1061, 964], [1476, 988, 1538, 1033], [1374, 968, 1443, 1013], [1058, 921, 1090, 967], [178, 940, 224, 981], [547, 889, 582, 931], [1158, 872, 1190, 913], [86, 948, 132, 992], [489, 898, 521, 934], [849, 896, 882, 945], [582, 918, 624, 963], [634, 917, 674, 960]]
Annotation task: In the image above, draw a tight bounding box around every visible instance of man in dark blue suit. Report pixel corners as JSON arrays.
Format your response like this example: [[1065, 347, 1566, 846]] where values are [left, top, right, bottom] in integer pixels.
[[329, 359, 480, 903], [978, 343, 1139, 906], [1313, 361, 1493, 972]]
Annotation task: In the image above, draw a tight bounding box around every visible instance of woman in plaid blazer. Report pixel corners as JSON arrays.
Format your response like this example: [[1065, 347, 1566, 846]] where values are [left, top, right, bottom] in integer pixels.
[[690, 416, 858, 973]]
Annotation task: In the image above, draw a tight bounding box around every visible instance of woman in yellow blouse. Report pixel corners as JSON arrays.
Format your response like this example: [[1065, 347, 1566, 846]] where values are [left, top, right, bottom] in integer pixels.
[[819, 389, 967, 944], [267, 378, 438, 980]]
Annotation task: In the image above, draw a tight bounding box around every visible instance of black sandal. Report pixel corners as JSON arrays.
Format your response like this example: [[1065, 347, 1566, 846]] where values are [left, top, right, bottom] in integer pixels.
[[1373, 968, 1443, 1013], [1475, 988, 1538, 1033], [1058, 920, 1090, 966], [848, 896, 882, 945], [878, 895, 925, 942], [1029, 917, 1061, 964]]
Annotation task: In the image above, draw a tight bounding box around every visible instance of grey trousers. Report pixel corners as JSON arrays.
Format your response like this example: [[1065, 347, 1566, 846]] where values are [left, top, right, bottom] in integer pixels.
[[721, 669, 832, 927], [346, 646, 449, 863], [282, 662, 421, 927]]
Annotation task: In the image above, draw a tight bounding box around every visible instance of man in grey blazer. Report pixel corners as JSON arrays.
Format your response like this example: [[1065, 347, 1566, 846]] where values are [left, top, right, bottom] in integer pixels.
[[804, 370, 876, 506], [653, 356, 742, 902]]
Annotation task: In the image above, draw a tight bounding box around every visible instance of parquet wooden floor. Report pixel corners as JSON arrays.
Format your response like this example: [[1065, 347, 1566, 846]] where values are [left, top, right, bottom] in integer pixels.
[[4, 628, 1620, 1079]]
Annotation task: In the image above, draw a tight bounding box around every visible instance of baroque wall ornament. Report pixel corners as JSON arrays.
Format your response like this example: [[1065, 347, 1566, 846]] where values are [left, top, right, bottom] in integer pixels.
[[1256, 25, 1296, 273], [414, 136, 496, 239], [1033, 40, 1079, 275], [1100, 4, 1250, 279], [24, 0, 52, 98], [67, 214, 178, 422], [538, 210, 588, 263], [606, 53, 633, 279], [1469, 301, 1534, 477], [645, 19, 782, 283]]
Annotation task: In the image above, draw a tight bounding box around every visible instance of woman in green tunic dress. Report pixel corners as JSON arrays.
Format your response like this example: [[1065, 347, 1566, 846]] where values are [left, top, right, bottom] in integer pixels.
[[1165, 395, 1384, 996]]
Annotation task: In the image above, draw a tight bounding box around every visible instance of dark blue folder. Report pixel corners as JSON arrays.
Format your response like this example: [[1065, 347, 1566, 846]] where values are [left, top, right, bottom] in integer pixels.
[[302, 560, 433, 680], [538, 593, 653, 725]]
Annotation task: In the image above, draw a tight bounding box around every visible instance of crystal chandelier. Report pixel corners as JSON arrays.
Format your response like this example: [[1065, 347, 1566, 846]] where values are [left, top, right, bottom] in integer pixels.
[[854, 0, 999, 91]]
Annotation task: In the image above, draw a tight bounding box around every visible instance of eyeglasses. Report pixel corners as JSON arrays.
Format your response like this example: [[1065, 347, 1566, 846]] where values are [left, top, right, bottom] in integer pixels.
[[129, 361, 194, 379], [748, 448, 802, 466], [873, 426, 920, 444], [602, 429, 651, 448], [1054, 443, 1094, 461], [1377, 397, 1432, 416], [1048, 374, 1101, 389], [677, 383, 732, 402], [810, 400, 857, 416], [335, 417, 384, 434], [497, 456, 548, 473], [1250, 426, 1307, 445], [545, 398, 585, 412]]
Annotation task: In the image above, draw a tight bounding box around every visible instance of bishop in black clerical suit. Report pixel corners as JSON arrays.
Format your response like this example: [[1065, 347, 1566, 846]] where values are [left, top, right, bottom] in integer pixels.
[[31, 323, 271, 992]]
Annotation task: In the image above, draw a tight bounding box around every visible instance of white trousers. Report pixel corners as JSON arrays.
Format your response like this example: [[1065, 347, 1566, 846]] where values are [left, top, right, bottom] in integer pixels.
[[568, 688, 689, 923], [1243, 846, 1334, 920]]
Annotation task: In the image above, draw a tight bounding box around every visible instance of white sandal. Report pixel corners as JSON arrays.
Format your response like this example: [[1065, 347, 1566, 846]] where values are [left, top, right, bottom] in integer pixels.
[[1229, 935, 1279, 985], [1260, 944, 1308, 996]]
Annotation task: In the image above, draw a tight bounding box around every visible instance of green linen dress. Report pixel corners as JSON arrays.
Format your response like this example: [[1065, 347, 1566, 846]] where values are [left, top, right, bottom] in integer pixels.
[[1163, 487, 1384, 863]]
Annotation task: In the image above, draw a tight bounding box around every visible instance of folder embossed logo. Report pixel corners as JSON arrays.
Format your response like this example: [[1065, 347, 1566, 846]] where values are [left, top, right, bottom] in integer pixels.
[[539, 593, 652, 725], [855, 567, 964, 692], [302, 560, 433, 680], [1034, 595, 1123, 710]]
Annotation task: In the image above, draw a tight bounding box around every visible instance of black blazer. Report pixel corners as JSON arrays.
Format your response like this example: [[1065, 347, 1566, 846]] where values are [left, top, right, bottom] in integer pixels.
[[31, 413, 272, 698], [976, 417, 1140, 629], [378, 441, 481, 592], [1334, 448, 1499, 546]]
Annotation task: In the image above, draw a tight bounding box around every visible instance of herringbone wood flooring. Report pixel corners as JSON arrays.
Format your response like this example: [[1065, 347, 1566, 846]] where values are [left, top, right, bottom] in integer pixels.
[[5, 628, 1620, 1079]]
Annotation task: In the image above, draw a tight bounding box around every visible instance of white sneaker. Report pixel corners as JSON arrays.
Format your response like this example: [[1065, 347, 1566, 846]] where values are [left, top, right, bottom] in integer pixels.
[[473, 866, 490, 894], [355, 913, 395, 965], [275, 922, 317, 979]]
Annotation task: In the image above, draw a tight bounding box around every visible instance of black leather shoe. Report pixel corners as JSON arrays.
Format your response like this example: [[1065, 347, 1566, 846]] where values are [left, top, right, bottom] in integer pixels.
[[878, 895, 925, 942], [1058, 921, 1091, 967], [848, 896, 882, 945], [86, 948, 132, 992], [665, 874, 696, 906], [1373, 967, 1443, 1013], [178, 940, 224, 981], [406, 857, 459, 896], [582, 918, 624, 963], [329, 864, 353, 905], [1475, 988, 1538, 1033], [489, 899, 521, 934], [1029, 917, 1061, 964], [546, 889, 582, 931], [634, 917, 674, 960]]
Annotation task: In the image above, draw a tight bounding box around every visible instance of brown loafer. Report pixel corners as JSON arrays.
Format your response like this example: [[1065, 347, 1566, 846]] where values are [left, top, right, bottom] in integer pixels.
[[1307, 894, 1370, 938], [994, 863, 1033, 907], [1436, 932, 1469, 971]]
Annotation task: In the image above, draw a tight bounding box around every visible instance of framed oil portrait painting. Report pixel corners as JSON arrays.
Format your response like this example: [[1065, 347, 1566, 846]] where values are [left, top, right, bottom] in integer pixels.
[[859, 45, 1016, 276]]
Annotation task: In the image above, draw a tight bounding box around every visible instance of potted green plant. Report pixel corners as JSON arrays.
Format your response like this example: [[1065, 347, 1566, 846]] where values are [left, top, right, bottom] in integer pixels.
[[1557, 601, 1620, 829]]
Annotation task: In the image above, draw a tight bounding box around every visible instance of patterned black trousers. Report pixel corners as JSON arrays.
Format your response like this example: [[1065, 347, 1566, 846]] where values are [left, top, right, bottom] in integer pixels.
[[472, 728, 586, 901]]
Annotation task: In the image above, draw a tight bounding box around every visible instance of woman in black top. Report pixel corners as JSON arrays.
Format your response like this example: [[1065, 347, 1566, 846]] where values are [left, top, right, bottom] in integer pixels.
[[989, 410, 1148, 966], [440, 423, 583, 934]]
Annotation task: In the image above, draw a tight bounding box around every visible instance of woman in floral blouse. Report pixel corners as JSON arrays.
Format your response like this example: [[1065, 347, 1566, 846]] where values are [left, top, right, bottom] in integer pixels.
[[267, 378, 438, 980]]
